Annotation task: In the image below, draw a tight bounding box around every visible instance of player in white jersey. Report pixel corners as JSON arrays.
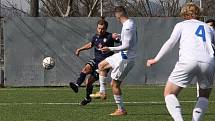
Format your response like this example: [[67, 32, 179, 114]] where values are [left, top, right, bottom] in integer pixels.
[[147, 3, 215, 121], [91, 6, 137, 116]]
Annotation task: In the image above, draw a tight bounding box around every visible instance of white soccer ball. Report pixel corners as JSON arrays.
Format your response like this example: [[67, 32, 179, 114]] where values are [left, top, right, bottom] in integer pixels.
[[42, 57, 55, 70]]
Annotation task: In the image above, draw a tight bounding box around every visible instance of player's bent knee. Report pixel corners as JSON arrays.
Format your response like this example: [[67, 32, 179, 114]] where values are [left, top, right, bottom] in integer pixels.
[[82, 65, 93, 74], [98, 60, 109, 71], [163, 81, 182, 97], [98, 63, 105, 71]]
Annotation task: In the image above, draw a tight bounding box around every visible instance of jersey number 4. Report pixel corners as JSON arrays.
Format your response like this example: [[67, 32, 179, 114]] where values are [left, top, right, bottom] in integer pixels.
[[195, 25, 206, 42]]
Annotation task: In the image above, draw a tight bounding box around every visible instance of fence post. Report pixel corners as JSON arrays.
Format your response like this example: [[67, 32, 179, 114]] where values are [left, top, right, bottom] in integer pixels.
[[0, 17, 4, 87]]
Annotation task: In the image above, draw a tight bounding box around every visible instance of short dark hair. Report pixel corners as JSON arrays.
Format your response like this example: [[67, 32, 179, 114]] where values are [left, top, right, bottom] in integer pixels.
[[97, 16, 108, 29], [206, 19, 215, 23], [206, 19, 215, 28], [114, 6, 127, 16]]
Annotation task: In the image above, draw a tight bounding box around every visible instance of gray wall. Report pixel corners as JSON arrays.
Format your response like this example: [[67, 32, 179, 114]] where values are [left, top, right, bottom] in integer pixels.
[[4, 17, 184, 86]]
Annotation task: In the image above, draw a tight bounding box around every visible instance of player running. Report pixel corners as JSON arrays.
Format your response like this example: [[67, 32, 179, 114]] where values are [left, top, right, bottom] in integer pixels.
[[69, 17, 119, 106], [147, 3, 215, 121]]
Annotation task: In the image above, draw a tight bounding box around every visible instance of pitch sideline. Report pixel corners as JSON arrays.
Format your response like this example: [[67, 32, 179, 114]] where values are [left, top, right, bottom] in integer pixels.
[[0, 100, 215, 105]]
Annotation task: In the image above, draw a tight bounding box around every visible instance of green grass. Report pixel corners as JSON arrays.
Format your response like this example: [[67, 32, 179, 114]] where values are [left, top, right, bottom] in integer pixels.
[[0, 85, 214, 121]]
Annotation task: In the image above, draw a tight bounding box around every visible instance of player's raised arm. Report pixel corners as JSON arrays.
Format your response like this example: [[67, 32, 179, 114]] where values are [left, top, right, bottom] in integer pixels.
[[75, 42, 93, 56], [147, 23, 182, 67], [154, 23, 181, 61]]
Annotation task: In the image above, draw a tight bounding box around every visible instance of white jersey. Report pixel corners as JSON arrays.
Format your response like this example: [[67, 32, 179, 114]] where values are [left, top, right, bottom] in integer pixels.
[[155, 19, 215, 63], [109, 19, 138, 60]]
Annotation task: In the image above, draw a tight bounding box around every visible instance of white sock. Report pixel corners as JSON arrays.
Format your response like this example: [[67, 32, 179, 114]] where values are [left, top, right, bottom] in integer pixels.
[[196, 83, 199, 98], [165, 94, 183, 121], [114, 95, 124, 110], [192, 97, 208, 121], [99, 75, 107, 94]]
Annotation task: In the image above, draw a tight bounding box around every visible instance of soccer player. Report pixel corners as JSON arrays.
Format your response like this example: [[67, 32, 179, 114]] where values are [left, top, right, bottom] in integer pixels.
[[196, 18, 215, 97], [95, 6, 137, 116], [147, 3, 215, 121], [69, 17, 119, 105]]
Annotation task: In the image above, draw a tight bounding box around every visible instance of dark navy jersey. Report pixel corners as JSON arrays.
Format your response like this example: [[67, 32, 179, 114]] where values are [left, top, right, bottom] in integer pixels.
[[91, 32, 115, 61]]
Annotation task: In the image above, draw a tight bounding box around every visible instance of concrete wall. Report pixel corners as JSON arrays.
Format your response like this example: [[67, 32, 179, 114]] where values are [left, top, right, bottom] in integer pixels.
[[3, 17, 185, 86]]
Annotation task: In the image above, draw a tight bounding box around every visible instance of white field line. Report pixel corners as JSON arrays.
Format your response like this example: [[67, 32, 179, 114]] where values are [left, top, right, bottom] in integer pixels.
[[1, 100, 215, 106], [0, 86, 198, 91]]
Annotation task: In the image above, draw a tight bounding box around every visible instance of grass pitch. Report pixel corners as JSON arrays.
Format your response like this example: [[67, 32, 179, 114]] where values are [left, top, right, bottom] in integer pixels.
[[0, 85, 215, 121]]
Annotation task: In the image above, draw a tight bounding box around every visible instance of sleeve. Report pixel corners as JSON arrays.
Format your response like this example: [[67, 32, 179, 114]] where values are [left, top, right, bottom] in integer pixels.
[[108, 29, 133, 51], [154, 23, 182, 61]]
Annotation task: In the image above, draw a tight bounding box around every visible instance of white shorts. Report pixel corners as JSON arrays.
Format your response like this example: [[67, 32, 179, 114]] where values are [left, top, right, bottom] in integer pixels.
[[105, 53, 135, 81], [168, 61, 215, 89]]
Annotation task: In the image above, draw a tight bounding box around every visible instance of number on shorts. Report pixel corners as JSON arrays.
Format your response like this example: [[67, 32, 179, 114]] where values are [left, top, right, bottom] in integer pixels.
[[195, 25, 206, 42]]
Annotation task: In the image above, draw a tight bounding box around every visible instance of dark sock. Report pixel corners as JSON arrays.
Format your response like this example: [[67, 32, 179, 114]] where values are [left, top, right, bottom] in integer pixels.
[[76, 72, 86, 86], [86, 85, 93, 99]]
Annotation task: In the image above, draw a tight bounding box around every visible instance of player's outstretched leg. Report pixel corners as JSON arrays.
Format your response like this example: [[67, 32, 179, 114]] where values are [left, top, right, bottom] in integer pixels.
[[69, 82, 79, 93], [69, 72, 86, 93], [70, 64, 92, 93]]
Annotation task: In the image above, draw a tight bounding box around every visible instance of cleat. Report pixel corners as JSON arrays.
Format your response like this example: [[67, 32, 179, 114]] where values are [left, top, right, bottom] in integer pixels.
[[79, 98, 91, 106], [90, 92, 107, 100], [69, 82, 78, 93], [109, 109, 127, 116]]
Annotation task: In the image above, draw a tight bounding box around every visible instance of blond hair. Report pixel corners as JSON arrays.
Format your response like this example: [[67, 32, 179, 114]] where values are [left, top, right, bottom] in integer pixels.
[[180, 3, 201, 19]]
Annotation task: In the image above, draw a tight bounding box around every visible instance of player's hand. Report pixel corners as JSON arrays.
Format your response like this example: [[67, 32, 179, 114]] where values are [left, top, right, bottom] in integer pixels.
[[147, 59, 157, 67], [101, 47, 110, 52], [75, 49, 81, 57], [112, 33, 120, 40]]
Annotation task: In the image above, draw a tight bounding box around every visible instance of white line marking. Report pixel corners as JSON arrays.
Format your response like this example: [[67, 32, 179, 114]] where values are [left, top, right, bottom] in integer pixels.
[[0, 86, 199, 91], [1, 101, 215, 105]]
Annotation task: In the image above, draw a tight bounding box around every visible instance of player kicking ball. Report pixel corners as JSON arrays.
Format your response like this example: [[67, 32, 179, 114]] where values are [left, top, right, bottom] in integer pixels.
[[93, 6, 138, 116], [69, 17, 119, 106], [147, 3, 215, 121]]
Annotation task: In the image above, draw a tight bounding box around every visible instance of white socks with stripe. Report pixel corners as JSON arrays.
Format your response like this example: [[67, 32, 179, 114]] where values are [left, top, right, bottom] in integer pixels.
[[165, 94, 183, 121], [192, 97, 208, 121], [114, 95, 125, 111], [99, 75, 107, 94]]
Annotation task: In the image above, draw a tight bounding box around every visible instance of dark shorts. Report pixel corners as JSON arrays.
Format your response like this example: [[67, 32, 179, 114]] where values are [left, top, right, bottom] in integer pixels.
[[86, 58, 109, 80]]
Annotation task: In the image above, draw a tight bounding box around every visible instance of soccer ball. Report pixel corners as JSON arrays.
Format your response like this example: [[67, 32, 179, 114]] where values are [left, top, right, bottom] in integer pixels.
[[42, 57, 55, 70]]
